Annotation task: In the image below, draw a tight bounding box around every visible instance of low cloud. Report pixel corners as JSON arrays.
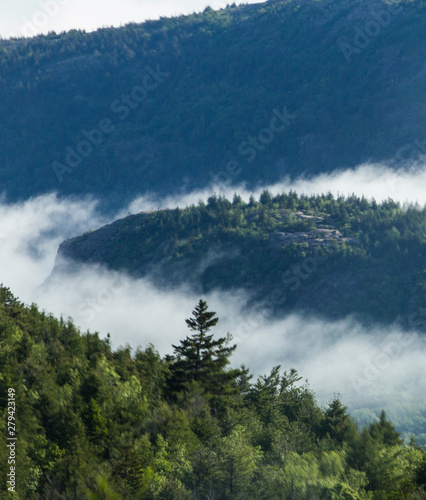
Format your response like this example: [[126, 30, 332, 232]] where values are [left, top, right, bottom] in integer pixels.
[[126, 163, 426, 213], [1, 164, 426, 434], [0, 193, 109, 300], [36, 264, 426, 433]]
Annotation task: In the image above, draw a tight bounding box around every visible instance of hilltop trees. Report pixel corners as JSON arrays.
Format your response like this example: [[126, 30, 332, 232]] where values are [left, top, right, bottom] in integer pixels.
[[168, 299, 241, 397], [0, 287, 425, 498], [59, 193, 426, 332]]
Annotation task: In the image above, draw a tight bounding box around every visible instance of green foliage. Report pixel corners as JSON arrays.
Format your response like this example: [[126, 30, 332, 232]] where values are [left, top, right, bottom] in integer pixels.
[[169, 299, 240, 397], [368, 410, 404, 447], [60, 192, 426, 330], [0, 290, 424, 498], [320, 398, 358, 446]]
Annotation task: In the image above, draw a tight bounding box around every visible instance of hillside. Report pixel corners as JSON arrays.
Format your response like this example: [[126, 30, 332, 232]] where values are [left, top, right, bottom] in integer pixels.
[[53, 192, 426, 331], [1, 0, 426, 208], [0, 287, 425, 498]]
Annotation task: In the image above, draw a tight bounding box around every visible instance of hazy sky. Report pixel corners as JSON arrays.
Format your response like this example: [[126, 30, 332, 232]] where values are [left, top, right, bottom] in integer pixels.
[[1, 0, 264, 39]]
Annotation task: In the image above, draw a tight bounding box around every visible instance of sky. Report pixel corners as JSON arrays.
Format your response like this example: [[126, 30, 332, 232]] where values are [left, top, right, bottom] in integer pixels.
[[0, 0, 264, 39], [1, 164, 426, 429]]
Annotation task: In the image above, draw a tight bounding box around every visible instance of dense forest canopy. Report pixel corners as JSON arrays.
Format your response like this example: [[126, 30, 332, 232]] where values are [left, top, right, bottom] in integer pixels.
[[55, 191, 426, 331], [0, 0, 425, 207], [1, 288, 425, 498], [2, 1, 426, 497]]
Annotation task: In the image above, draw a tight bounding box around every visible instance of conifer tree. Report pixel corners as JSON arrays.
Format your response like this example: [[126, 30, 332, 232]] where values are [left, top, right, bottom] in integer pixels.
[[169, 300, 240, 396], [320, 397, 357, 445], [368, 410, 403, 446]]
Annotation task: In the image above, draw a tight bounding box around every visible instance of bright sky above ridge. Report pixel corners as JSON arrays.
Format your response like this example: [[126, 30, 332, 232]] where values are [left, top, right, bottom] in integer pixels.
[[1, 0, 264, 39]]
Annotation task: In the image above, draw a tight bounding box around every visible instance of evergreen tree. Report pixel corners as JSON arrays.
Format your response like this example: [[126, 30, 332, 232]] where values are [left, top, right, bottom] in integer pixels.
[[368, 410, 403, 446], [169, 300, 240, 396], [319, 397, 357, 445], [1, 285, 425, 498]]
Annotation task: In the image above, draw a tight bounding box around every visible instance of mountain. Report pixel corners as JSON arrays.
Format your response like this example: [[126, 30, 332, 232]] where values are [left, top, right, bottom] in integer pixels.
[[1, 0, 426, 208], [52, 191, 426, 331], [1, 286, 425, 498]]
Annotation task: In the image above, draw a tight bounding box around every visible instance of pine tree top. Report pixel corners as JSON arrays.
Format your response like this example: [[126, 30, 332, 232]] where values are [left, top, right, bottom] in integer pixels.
[[169, 299, 239, 396], [185, 299, 219, 335]]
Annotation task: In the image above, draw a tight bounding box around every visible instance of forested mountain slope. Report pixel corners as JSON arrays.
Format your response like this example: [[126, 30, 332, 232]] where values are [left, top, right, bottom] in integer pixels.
[[54, 192, 426, 330], [1, 0, 426, 207], [1, 289, 425, 498]]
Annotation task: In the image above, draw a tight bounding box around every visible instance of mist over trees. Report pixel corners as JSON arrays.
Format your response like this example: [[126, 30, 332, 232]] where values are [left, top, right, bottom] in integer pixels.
[[1, 0, 426, 497], [0, 288, 425, 498], [56, 192, 426, 331]]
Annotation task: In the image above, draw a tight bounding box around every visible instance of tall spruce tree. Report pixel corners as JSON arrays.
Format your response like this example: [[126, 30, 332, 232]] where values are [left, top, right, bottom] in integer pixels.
[[169, 300, 240, 396]]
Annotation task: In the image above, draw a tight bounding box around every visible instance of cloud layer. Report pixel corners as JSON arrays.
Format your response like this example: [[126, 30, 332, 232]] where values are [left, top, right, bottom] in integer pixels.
[[127, 163, 426, 213], [1, 164, 426, 431]]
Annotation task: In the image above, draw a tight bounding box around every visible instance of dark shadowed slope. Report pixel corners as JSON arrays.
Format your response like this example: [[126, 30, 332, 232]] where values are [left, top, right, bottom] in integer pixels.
[[1, 0, 426, 208]]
